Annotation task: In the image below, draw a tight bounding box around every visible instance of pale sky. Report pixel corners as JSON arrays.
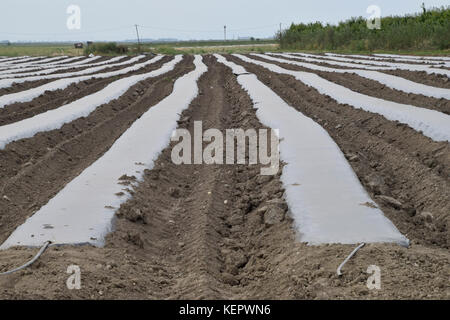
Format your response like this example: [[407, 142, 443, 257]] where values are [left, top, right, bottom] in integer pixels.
[[0, 0, 448, 42]]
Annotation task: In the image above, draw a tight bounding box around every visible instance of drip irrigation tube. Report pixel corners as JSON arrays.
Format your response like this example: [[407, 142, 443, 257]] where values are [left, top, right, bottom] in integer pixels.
[[0, 241, 51, 276], [337, 243, 365, 276]]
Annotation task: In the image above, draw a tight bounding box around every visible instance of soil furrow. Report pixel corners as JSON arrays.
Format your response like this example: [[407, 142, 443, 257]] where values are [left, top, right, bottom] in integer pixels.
[[316, 71, 449, 114], [0, 56, 194, 242], [381, 69, 450, 89], [0, 56, 156, 97], [0, 56, 173, 125], [0, 55, 448, 300], [228, 54, 450, 249], [249, 54, 450, 114], [320, 54, 443, 65], [268, 54, 450, 89], [0, 79, 55, 96], [3, 57, 112, 76], [107, 55, 294, 299], [27, 57, 127, 76]]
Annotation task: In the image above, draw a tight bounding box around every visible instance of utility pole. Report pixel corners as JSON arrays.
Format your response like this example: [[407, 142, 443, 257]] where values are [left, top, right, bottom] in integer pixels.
[[224, 25, 227, 41], [135, 24, 141, 53], [279, 23, 282, 43]]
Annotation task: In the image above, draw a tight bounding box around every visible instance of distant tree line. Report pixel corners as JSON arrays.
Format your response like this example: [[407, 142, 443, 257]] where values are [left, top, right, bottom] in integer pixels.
[[279, 6, 449, 51], [84, 42, 128, 55]]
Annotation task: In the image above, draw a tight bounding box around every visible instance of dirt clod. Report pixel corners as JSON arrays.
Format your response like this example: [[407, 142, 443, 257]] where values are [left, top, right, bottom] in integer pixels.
[[376, 195, 403, 210]]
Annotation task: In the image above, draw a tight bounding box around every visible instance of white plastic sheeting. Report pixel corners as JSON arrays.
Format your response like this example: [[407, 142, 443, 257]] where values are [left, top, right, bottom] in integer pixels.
[[260, 54, 450, 99], [0, 56, 134, 83], [50, 55, 103, 67], [0, 55, 156, 108], [0, 57, 67, 70], [234, 54, 450, 142], [320, 52, 446, 66], [373, 53, 450, 62], [0, 57, 28, 63], [316, 53, 450, 77], [0, 57, 48, 69], [0, 56, 38, 66], [0, 56, 106, 76], [0, 56, 89, 74], [292, 52, 450, 72], [0, 56, 120, 77], [0, 55, 180, 149], [22, 56, 69, 65], [272, 53, 395, 70], [369, 54, 450, 68], [215, 54, 408, 246], [42, 56, 86, 65], [0, 55, 207, 249]]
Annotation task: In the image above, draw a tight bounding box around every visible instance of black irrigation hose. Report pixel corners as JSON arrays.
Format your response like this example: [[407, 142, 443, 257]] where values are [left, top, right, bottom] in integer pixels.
[[0, 241, 51, 276]]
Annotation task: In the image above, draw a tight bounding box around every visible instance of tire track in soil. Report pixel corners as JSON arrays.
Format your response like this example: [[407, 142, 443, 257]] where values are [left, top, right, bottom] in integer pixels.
[[0, 56, 194, 243], [108, 55, 296, 299], [0, 56, 173, 126], [250, 54, 450, 114], [228, 54, 450, 249]]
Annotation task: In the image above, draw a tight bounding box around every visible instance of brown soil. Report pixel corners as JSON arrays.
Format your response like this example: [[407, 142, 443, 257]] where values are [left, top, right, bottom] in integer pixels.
[[277, 53, 433, 69], [4, 57, 51, 65], [250, 55, 450, 114], [315, 71, 450, 115], [328, 55, 440, 66], [34, 57, 143, 76], [0, 56, 155, 97], [0, 55, 448, 300], [7, 57, 114, 76], [305, 53, 446, 66], [0, 56, 173, 125], [228, 54, 450, 249], [0, 80, 55, 97], [382, 70, 450, 89], [0, 55, 194, 243], [274, 54, 353, 70], [267, 54, 450, 89]]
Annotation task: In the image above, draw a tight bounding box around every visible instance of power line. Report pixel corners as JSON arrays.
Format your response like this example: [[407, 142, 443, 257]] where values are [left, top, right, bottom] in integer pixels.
[[228, 24, 279, 32], [137, 23, 280, 34], [0, 22, 291, 40], [138, 25, 222, 33], [0, 26, 132, 36]]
